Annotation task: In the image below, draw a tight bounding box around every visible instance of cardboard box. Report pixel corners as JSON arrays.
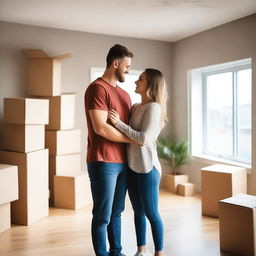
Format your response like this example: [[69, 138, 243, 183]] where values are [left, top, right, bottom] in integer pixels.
[[49, 153, 81, 175], [22, 49, 72, 96], [177, 182, 195, 196], [0, 164, 19, 205], [2, 124, 45, 153], [201, 164, 247, 217], [163, 173, 189, 193], [4, 98, 49, 125], [54, 172, 92, 210], [0, 149, 49, 225], [0, 203, 11, 233], [219, 194, 256, 256], [41, 93, 76, 130], [49, 153, 81, 204], [45, 129, 81, 156]]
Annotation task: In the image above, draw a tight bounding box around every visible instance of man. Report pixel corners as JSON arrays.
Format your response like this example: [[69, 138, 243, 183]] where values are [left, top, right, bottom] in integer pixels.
[[84, 44, 134, 256]]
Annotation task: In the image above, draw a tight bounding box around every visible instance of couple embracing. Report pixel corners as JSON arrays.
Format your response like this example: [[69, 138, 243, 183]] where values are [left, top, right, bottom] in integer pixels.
[[84, 44, 167, 256]]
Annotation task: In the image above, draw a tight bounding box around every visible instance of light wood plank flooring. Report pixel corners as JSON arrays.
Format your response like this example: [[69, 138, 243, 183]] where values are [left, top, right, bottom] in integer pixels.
[[0, 189, 235, 256]]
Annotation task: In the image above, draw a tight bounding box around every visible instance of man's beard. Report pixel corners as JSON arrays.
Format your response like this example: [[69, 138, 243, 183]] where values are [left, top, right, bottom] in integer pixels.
[[115, 69, 125, 83]]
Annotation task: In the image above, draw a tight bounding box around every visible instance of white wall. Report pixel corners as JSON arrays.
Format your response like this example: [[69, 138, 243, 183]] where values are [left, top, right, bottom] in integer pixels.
[[0, 21, 173, 171], [171, 14, 256, 194]]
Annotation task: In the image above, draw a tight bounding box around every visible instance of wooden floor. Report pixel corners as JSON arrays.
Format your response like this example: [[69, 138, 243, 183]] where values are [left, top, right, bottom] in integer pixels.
[[0, 189, 235, 256]]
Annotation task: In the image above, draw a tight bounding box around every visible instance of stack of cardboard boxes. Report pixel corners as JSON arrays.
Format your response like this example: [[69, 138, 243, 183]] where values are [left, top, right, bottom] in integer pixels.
[[22, 49, 92, 210], [0, 164, 18, 232], [0, 98, 49, 225]]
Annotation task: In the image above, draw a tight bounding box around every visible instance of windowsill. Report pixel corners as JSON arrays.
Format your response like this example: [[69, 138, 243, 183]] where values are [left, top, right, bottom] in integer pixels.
[[191, 153, 251, 171]]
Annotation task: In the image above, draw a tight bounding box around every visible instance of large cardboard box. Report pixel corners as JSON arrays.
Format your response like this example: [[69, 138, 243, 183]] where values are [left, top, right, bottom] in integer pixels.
[[4, 98, 49, 125], [0, 149, 49, 225], [49, 153, 81, 175], [219, 194, 256, 256], [0, 164, 19, 205], [43, 93, 76, 130], [54, 172, 92, 210], [49, 153, 81, 204], [177, 182, 195, 196], [0, 203, 11, 233], [201, 164, 247, 217], [45, 129, 81, 156], [22, 49, 71, 96], [2, 124, 45, 153]]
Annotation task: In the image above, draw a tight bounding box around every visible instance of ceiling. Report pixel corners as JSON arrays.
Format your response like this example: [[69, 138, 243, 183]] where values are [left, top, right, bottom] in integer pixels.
[[0, 0, 255, 42]]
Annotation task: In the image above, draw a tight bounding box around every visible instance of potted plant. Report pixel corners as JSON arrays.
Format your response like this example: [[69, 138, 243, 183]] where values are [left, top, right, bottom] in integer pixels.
[[157, 136, 190, 193]]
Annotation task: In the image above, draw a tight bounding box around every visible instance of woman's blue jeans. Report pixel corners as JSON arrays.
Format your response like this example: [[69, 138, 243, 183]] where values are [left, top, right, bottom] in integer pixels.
[[127, 167, 164, 251], [87, 162, 128, 256]]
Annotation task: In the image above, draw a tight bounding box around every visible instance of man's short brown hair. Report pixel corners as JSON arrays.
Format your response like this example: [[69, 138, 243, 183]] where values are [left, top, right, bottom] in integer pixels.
[[106, 44, 133, 68]]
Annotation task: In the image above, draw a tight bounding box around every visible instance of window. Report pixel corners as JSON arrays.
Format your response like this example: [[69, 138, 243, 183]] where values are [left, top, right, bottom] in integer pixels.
[[90, 67, 142, 104], [189, 59, 252, 165]]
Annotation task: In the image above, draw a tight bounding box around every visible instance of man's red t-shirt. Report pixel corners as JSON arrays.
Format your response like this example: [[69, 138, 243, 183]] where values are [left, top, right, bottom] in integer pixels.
[[84, 78, 131, 163]]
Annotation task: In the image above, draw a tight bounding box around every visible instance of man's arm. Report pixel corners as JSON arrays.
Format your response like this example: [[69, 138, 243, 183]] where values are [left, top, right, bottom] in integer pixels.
[[89, 109, 134, 143]]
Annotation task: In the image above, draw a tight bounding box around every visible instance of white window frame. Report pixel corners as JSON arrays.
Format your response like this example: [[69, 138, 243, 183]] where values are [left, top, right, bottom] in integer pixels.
[[188, 58, 252, 167]]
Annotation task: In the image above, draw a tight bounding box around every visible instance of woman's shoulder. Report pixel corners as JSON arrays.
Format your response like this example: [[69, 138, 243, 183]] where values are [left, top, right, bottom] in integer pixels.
[[131, 103, 139, 111], [147, 102, 161, 110]]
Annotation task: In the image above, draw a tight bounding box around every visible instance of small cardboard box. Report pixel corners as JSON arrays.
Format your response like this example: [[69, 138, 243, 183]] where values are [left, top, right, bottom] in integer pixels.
[[0, 203, 11, 233], [177, 182, 195, 196], [49, 153, 81, 204], [4, 98, 49, 125], [219, 194, 256, 256], [201, 164, 247, 217], [45, 129, 81, 156], [0, 164, 19, 205], [2, 124, 45, 153], [43, 93, 76, 130], [0, 149, 49, 225], [163, 173, 189, 193], [22, 49, 72, 96], [54, 172, 92, 210]]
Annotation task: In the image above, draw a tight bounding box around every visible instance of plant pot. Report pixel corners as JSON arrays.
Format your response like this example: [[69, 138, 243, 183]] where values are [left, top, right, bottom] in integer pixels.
[[163, 173, 189, 194]]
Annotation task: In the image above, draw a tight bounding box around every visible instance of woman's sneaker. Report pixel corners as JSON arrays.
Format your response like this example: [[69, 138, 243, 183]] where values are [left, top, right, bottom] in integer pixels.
[[133, 251, 152, 256]]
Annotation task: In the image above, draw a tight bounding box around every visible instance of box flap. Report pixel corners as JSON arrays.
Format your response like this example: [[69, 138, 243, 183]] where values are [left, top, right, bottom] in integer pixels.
[[201, 164, 245, 173], [53, 54, 72, 60], [22, 49, 72, 59], [22, 49, 49, 58], [220, 193, 256, 208]]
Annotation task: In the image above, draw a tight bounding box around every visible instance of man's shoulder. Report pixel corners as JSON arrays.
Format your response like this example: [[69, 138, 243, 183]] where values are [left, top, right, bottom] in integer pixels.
[[86, 78, 107, 94], [88, 78, 105, 88]]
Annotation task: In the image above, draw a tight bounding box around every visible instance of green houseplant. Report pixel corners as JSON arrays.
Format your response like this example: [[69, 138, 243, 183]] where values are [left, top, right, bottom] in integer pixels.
[[157, 136, 190, 193], [157, 136, 189, 175]]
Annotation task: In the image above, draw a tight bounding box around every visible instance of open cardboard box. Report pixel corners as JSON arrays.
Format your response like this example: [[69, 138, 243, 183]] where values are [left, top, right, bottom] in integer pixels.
[[22, 49, 71, 96]]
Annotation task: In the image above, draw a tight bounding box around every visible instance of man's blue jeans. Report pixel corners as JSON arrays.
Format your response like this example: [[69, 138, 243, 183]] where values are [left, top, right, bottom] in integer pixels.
[[87, 162, 128, 256]]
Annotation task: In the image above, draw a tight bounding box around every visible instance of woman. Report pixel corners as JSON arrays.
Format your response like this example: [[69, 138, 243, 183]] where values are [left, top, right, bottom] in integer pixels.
[[108, 68, 167, 256]]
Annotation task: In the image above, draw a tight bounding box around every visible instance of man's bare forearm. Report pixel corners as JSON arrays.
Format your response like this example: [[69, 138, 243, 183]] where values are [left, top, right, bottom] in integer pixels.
[[89, 109, 136, 144], [96, 123, 134, 143]]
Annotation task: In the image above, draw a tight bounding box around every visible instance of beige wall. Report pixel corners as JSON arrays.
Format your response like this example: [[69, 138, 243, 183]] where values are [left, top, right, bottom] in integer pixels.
[[0, 21, 173, 171], [171, 14, 256, 194], [1, 14, 255, 194]]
